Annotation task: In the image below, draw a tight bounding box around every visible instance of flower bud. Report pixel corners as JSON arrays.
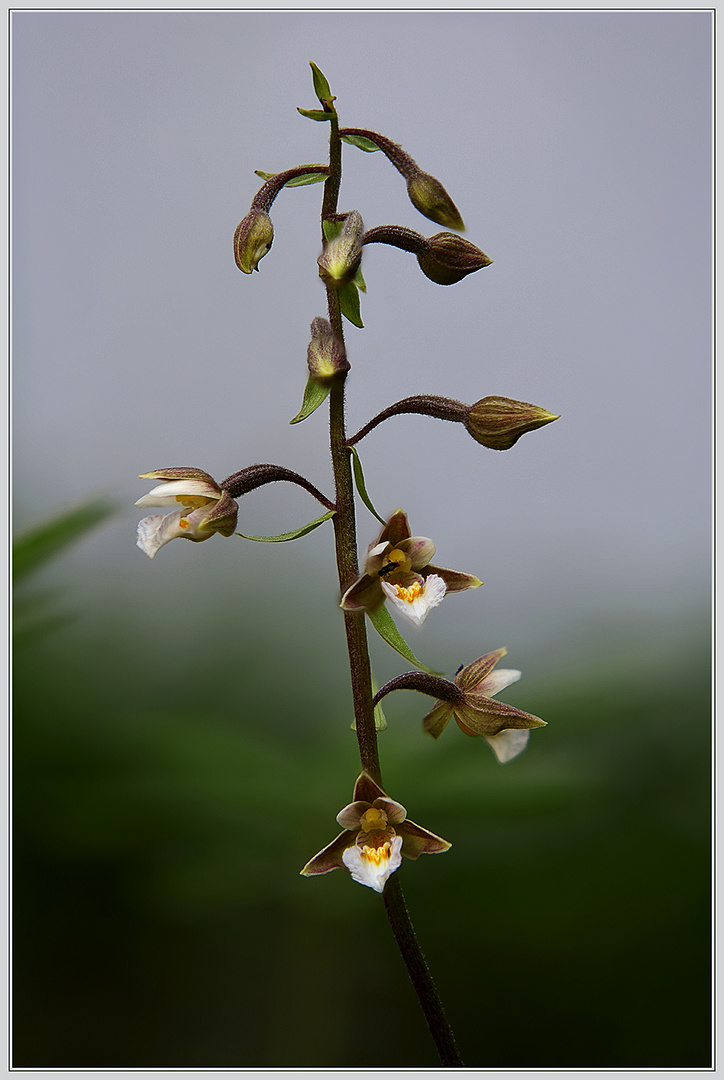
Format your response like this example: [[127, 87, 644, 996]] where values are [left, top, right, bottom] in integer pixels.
[[233, 209, 274, 274], [307, 317, 350, 383], [317, 210, 364, 287], [417, 232, 492, 285], [465, 396, 560, 450], [406, 173, 465, 231]]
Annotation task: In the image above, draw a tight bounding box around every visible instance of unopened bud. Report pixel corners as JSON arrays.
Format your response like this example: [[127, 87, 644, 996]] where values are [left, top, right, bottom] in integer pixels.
[[417, 232, 492, 285], [317, 210, 364, 287], [407, 173, 465, 231], [307, 317, 350, 383], [465, 396, 560, 450], [233, 209, 274, 274]]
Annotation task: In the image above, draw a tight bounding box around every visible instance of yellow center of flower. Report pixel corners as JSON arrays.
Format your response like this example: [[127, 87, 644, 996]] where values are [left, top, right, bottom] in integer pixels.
[[360, 841, 393, 867], [359, 808, 388, 833], [392, 581, 423, 604], [179, 517, 189, 530]]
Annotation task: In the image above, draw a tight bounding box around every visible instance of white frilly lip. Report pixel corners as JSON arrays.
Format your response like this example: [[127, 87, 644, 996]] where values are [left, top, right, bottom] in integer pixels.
[[136, 507, 213, 559], [381, 574, 447, 627], [476, 669, 527, 763], [342, 835, 403, 893], [484, 728, 530, 764]]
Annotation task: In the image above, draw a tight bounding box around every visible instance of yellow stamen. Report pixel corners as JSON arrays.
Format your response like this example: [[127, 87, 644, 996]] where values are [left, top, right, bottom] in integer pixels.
[[394, 581, 423, 603], [360, 842, 392, 867], [179, 517, 189, 530]]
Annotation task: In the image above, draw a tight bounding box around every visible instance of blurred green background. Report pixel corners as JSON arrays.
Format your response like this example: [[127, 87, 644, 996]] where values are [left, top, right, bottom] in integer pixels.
[[13, 503, 710, 1069]]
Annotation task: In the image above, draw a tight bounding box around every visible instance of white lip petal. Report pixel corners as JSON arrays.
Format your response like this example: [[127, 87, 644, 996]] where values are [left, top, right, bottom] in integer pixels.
[[483, 728, 530, 764], [136, 506, 214, 558], [342, 835, 403, 893], [381, 574, 447, 627], [136, 512, 184, 558], [480, 669, 522, 698]]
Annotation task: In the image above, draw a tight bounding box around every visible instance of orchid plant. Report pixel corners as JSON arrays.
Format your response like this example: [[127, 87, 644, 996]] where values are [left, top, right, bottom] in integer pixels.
[[135, 63, 558, 1067]]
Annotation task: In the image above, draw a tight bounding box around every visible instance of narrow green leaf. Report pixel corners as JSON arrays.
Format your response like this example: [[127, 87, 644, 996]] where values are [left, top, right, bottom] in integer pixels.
[[237, 509, 335, 543], [13, 497, 116, 581], [289, 376, 330, 424], [354, 266, 367, 293], [297, 108, 333, 122], [338, 280, 363, 327], [348, 446, 385, 524], [309, 62, 334, 107], [285, 172, 328, 188], [340, 133, 381, 153], [255, 167, 328, 188], [367, 605, 440, 675]]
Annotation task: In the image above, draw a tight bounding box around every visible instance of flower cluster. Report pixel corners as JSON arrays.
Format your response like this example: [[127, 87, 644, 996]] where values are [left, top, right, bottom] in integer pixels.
[[136, 63, 556, 903]]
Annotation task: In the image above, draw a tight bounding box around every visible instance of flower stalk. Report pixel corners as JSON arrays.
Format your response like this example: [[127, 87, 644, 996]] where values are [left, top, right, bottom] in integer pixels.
[[323, 107, 465, 1066], [136, 61, 558, 1069]]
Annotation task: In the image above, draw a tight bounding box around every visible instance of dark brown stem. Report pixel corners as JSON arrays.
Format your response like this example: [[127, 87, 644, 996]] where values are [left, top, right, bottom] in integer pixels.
[[362, 224, 427, 254], [251, 165, 329, 213], [325, 106, 464, 1069], [347, 395, 468, 447], [384, 876, 464, 1067], [220, 464, 335, 511], [373, 671, 464, 708], [339, 127, 421, 179]]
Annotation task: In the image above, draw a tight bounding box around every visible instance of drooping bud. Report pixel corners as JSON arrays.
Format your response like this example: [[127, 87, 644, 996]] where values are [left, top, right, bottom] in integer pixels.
[[465, 397, 560, 450], [317, 210, 364, 287], [233, 209, 274, 274], [417, 232, 492, 285], [406, 173, 465, 231], [307, 317, 350, 384]]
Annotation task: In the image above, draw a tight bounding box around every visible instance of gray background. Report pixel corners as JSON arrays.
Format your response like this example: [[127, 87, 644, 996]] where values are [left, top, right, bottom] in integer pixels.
[[13, 10, 711, 676]]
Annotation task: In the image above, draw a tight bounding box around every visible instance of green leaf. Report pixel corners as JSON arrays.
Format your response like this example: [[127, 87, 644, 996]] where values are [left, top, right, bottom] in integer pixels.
[[338, 280, 363, 327], [351, 672, 387, 732], [348, 446, 385, 524], [367, 604, 440, 675], [354, 265, 367, 293], [237, 509, 335, 543], [254, 167, 328, 188], [289, 376, 330, 424], [13, 497, 116, 581], [340, 133, 381, 153], [309, 62, 334, 107], [297, 108, 334, 122]]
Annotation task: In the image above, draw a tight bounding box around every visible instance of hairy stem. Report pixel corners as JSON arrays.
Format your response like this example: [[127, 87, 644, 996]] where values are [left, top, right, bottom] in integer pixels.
[[323, 114, 464, 1068], [347, 395, 468, 447], [384, 876, 464, 1067]]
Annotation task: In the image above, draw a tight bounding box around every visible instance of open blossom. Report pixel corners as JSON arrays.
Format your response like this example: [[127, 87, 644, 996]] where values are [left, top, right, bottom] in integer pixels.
[[340, 509, 481, 627], [136, 468, 238, 559], [301, 772, 451, 893], [422, 648, 547, 763]]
